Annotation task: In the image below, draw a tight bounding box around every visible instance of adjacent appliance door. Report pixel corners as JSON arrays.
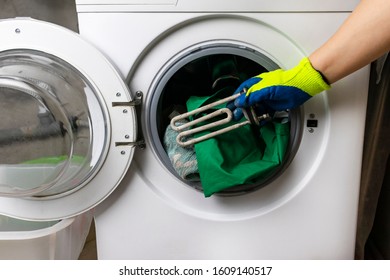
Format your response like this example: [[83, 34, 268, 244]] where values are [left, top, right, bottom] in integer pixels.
[[0, 18, 137, 221]]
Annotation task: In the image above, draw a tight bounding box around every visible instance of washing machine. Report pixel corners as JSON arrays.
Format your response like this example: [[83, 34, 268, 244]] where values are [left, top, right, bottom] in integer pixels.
[[0, 0, 368, 259]]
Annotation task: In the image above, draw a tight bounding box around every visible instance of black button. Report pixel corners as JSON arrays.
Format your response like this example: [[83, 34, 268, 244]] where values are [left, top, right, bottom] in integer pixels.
[[307, 119, 318, 127]]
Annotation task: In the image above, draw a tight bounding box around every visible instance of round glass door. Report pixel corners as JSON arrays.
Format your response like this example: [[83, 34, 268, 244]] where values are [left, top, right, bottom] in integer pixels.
[[0, 50, 108, 198]]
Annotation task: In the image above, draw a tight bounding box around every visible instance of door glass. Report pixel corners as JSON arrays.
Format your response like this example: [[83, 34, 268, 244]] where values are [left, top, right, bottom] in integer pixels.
[[0, 50, 108, 198]]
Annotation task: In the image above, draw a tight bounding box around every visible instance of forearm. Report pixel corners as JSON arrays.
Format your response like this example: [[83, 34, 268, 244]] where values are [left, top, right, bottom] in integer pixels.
[[309, 0, 390, 84]]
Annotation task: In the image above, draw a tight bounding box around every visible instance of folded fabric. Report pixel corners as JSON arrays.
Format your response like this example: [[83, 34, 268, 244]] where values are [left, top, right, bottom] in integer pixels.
[[163, 113, 200, 182], [186, 88, 290, 197]]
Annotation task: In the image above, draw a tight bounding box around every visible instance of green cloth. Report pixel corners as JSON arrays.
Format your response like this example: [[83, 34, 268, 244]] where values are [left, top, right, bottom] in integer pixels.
[[186, 89, 290, 197]]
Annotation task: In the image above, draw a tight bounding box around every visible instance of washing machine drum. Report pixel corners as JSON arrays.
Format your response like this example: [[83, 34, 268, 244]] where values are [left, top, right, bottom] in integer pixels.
[[0, 18, 136, 220], [153, 47, 302, 196]]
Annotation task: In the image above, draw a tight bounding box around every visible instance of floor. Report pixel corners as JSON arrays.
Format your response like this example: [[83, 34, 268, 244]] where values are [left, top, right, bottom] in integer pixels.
[[78, 220, 98, 260]]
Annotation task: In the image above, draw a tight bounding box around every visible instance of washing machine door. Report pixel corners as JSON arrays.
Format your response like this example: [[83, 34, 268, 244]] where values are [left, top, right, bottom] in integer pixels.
[[0, 18, 137, 220]]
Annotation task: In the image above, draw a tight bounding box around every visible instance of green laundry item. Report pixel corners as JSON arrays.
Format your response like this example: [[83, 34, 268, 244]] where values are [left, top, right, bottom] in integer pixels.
[[186, 89, 290, 197]]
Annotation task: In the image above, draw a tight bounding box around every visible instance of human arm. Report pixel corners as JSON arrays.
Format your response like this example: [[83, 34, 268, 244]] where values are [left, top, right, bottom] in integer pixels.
[[233, 0, 390, 117], [310, 0, 390, 84]]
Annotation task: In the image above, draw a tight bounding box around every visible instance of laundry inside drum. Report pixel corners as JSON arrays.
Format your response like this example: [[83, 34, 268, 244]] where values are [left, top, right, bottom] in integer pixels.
[[154, 50, 301, 197]]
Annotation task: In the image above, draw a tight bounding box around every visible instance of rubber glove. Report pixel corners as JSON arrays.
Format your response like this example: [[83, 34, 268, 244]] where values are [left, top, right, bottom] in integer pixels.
[[231, 57, 330, 120]]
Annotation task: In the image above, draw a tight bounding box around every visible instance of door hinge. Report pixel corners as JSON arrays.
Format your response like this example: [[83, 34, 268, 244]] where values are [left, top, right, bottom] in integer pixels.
[[115, 140, 146, 149], [112, 91, 145, 149], [112, 90, 143, 107]]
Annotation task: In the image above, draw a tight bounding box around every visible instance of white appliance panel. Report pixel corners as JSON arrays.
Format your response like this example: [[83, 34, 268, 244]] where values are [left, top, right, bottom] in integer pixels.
[[76, 11, 368, 259]]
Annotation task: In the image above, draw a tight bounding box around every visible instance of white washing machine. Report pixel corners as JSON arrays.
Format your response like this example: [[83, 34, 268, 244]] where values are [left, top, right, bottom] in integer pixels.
[[0, 0, 369, 259]]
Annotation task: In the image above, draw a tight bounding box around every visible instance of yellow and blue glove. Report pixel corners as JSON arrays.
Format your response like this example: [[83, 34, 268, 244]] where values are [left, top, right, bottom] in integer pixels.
[[231, 57, 330, 120]]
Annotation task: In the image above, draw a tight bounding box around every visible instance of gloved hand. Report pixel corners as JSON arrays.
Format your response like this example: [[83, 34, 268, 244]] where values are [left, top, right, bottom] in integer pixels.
[[230, 57, 330, 120]]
